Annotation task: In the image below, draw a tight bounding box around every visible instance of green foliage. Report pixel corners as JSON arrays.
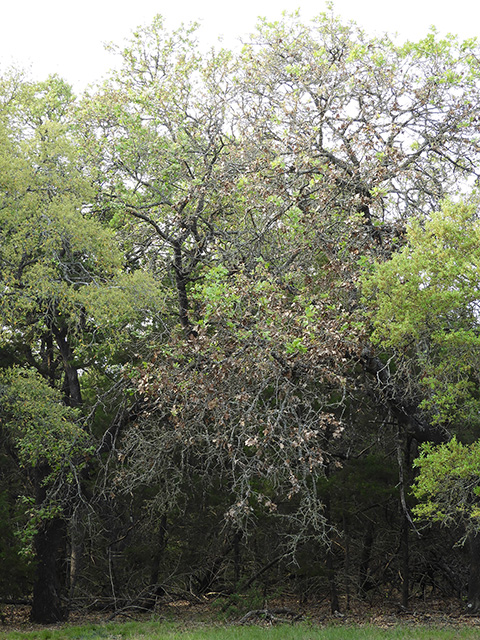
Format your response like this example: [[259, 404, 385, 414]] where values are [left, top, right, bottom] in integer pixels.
[[0, 491, 33, 598], [362, 197, 480, 539], [0, 367, 90, 472], [363, 199, 480, 347], [3, 10, 480, 611], [362, 197, 480, 426], [0, 71, 165, 378], [412, 437, 480, 536]]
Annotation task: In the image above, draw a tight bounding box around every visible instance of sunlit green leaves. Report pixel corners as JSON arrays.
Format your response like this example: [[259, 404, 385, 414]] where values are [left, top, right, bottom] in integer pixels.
[[0, 367, 90, 472], [363, 198, 480, 347], [412, 437, 480, 536], [362, 197, 480, 425]]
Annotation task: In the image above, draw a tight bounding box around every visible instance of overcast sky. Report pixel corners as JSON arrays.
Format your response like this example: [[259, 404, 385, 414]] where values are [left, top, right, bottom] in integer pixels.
[[1, 1, 479, 90]]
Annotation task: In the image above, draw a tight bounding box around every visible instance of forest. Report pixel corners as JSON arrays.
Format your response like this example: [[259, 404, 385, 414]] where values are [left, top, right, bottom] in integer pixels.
[[1, 9, 480, 625]]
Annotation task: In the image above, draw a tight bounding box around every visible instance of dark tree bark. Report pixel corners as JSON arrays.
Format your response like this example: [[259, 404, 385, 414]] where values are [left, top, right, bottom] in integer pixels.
[[30, 326, 82, 623], [358, 520, 375, 597], [30, 464, 68, 623], [31, 517, 68, 623], [466, 534, 480, 614], [400, 518, 409, 608], [324, 493, 340, 613], [233, 530, 243, 588], [172, 243, 196, 337], [149, 515, 168, 589], [144, 515, 168, 608], [52, 326, 82, 408], [343, 513, 351, 610]]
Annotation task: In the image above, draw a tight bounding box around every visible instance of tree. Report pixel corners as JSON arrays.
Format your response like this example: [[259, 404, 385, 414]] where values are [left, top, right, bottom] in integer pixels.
[[235, 11, 480, 236], [0, 69, 163, 621], [78, 16, 239, 336], [362, 196, 480, 610], [362, 197, 480, 431], [2, 8, 480, 616], [0, 368, 90, 621], [83, 12, 480, 607]]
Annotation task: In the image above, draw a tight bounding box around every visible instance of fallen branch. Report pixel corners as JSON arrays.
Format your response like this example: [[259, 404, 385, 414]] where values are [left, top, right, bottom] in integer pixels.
[[106, 605, 153, 621], [238, 607, 304, 625]]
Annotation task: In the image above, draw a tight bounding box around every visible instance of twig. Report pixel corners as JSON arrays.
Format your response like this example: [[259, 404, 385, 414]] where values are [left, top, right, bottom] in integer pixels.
[[238, 608, 304, 625]]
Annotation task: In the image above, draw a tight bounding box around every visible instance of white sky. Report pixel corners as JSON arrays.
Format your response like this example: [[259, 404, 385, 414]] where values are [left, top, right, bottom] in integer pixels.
[[1, 0, 479, 91]]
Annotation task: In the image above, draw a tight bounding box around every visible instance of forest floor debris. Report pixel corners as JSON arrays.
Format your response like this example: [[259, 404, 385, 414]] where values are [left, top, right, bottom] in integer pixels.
[[1, 596, 479, 633]]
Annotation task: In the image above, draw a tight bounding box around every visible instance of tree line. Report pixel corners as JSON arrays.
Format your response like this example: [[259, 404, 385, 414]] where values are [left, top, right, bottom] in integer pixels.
[[1, 10, 480, 622]]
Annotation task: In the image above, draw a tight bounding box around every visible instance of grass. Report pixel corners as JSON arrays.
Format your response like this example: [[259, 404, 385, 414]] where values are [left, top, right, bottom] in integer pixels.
[[2, 621, 480, 640]]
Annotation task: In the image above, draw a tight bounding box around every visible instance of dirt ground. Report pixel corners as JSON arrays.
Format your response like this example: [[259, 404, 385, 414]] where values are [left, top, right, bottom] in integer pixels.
[[1, 595, 480, 633]]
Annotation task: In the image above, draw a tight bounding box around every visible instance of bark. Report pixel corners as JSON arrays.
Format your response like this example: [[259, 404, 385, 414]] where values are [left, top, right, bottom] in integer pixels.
[[52, 326, 82, 408], [400, 518, 409, 608], [466, 534, 480, 614], [343, 513, 351, 610], [31, 517, 68, 623], [233, 530, 243, 588], [358, 521, 375, 596], [30, 326, 82, 621], [144, 515, 168, 608], [324, 493, 340, 613], [172, 244, 193, 335], [149, 515, 167, 588], [30, 464, 68, 623], [68, 510, 85, 603]]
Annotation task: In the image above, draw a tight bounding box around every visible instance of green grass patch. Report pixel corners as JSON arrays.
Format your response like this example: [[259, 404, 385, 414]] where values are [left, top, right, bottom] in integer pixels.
[[1, 622, 480, 640]]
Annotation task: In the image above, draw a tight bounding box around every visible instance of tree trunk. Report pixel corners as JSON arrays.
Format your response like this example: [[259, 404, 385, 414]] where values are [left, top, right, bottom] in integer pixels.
[[343, 513, 351, 610], [397, 431, 411, 608], [358, 520, 375, 596], [31, 465, 67, 623], [400, 518, 409, 608], [233, 530, 243, 588], [31, 516, 68, 623], [143, 515, 168, 608], [52, 326, 82, 407], [172, 244, 193, 335], [466, 533, 480, 614], [324, 493, 340, 613], [68, 510, 85, 603]]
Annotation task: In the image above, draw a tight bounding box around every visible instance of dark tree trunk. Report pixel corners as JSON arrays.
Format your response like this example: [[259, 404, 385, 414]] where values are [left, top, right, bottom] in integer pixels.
[[397, 434, 411, 609], [343, 513, 351, 610], [466, 533, 480, 614], [400, 518, 409, 608], [324, 493, 340, 613], [233, 530, 243, 588], [358, 520, 375, 596], [326, 541, 340, 613], [149, 515, 167, 588], [68, 510, 85, 603], [172, 244, 193, 335], [143, 515, 168, 608], [30, 465, 68, 623], [30, 326, 82, 622], [31, 517, 68, 623], [52, 326, 82, 408]]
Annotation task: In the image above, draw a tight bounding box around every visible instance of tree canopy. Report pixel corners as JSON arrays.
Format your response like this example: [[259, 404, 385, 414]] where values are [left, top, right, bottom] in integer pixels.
[[2, 9, 480, 621]]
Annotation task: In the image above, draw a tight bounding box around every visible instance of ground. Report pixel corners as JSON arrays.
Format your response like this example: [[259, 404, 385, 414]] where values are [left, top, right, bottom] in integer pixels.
[[1, 595, 480, 634]]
